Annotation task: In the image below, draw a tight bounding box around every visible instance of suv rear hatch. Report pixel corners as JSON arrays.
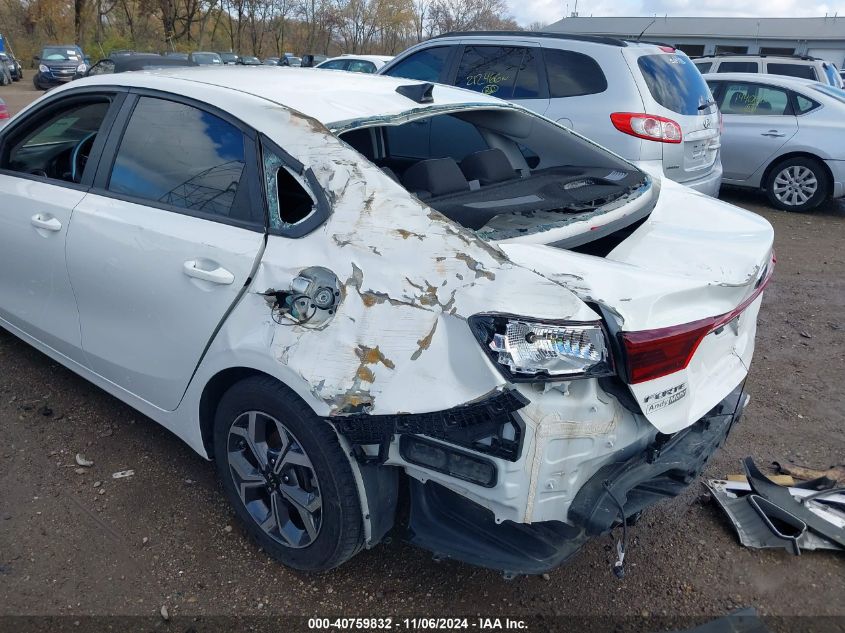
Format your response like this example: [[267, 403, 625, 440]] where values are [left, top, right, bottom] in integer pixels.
[[624, 48, 720, 184]]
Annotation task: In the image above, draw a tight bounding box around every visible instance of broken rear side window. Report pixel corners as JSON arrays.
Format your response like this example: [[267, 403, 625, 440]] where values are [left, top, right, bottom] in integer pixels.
[[263, 143, 317, 231], [338, 109, 652, 246]]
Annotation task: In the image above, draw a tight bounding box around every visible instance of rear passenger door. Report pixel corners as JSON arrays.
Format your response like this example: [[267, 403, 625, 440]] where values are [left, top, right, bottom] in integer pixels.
[[449, 42, 549, 116], [712, 81, 798, 181], [65, 94, 266, 411]]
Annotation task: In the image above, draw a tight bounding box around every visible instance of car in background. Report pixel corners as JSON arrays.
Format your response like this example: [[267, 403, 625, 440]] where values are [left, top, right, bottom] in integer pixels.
[[0, 67, 773, 575], [301, 54, 328, 67], [110, 50, 137, 57], [79, 54, 196, 78], [704, 72, 845, 211], [239, 55, 262, 66], [263, 57, 281, 66], [1, 54, 21, 81], [164, 52, 190, 61], [12, 56, 24, 81], [317, 54, 393, 73], [219, 52, 240, 65], [694, 54, 843, 88], [33, 45, 87, 90], [283, 56, 302, 67], [0, 54, 13, 85], [380, 32, 722, 196], [189, 51, 223, 66]]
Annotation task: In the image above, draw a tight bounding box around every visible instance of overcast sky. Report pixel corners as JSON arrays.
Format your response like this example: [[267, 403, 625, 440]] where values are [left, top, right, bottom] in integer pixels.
[[511, 0, 845, 27]]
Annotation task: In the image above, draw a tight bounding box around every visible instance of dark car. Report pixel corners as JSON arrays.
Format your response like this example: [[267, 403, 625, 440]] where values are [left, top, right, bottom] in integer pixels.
[[164, 52, 190, 61], [219, 52, 240, 65], [238, 55, 262, 65], [263, 57, 281, 66], [75, 53, 196, 79], [188, 51, 223, 66], [34, 45, 86, 90], [0, 53, 21, 81], [301, 54, 328, 68], [12, 57, 23, 81]]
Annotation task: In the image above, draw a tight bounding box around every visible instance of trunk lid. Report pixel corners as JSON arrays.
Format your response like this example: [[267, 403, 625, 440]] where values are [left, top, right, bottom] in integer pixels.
[[498, 177, 774, 433]]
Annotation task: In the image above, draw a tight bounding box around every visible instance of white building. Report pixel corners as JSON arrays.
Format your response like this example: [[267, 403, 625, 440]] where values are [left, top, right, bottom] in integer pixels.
[[546, 16, 845, 66]]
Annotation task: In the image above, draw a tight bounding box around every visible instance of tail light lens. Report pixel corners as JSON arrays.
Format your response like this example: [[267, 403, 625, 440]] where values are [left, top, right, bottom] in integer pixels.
[[0, 101, 9, 120], [622, 256, 775, 384], [610, 112, 682, 144]]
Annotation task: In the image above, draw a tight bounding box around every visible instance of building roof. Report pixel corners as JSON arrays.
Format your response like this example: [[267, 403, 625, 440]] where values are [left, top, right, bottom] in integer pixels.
[[546, 16, 845, 41]]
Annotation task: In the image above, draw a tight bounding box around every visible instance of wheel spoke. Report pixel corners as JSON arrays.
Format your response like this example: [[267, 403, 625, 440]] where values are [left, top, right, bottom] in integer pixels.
[[281, 482, 322, 514]]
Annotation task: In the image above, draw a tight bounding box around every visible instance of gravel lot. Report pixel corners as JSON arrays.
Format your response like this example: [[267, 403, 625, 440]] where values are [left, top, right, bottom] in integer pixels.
[[1, 79, 843, 629]]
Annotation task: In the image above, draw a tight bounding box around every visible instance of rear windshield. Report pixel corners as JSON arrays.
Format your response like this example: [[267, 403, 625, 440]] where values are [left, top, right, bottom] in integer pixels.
[[637, 54, 714, 115], [812, 84, 845, 103]]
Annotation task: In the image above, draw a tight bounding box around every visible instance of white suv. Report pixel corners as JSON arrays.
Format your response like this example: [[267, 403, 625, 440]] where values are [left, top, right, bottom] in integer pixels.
[[694, 54, 844, 88], [380, 31, 722, 197]]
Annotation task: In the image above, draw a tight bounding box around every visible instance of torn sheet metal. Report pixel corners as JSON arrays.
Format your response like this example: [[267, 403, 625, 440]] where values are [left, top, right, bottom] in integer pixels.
[[706, 463, 845, 554]]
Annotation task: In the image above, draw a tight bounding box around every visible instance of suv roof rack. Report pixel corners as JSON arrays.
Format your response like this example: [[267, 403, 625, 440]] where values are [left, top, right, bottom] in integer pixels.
[[699, 53, 821, 61], [431, 31, 629, 47]]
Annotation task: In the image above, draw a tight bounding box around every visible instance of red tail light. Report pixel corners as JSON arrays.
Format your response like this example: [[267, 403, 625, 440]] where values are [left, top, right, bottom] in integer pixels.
[[622, 256, 775, 384], [610, 112, 682, 143], [0, 101, 9, 120]]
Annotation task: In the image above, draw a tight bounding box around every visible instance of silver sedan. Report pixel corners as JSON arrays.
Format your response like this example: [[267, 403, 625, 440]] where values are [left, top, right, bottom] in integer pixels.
[[704, 72, 845, 211]]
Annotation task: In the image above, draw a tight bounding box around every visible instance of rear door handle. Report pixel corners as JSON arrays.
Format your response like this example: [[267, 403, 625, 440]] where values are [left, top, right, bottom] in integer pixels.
[[30, 214, 62, 232], [761, 130, 786, 137], [183, 260, 235, 285]]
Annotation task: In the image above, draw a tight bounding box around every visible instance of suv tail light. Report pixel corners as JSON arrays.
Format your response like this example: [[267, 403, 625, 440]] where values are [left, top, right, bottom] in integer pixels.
[[0, 101, 9, 120], [610, 112, 682, 143], [622, 256, 775, 384]]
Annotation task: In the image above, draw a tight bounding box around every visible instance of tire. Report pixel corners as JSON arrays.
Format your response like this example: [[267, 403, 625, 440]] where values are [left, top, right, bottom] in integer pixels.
[[213, 375, 364, 571], [765, 157, 829, 212]]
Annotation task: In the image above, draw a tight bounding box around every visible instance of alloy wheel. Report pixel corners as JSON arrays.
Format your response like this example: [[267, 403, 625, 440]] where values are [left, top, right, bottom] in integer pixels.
[[772, 165, 818, 207], [226, 411, 322, 548]]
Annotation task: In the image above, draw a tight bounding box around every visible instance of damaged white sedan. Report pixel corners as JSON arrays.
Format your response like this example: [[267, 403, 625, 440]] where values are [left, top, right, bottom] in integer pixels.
[[0, 67, 774, 575]]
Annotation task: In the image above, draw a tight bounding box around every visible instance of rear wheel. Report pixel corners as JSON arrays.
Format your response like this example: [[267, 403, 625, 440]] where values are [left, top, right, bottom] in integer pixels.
[[213, 375, 364, 571], [765, 157, 829, 212]]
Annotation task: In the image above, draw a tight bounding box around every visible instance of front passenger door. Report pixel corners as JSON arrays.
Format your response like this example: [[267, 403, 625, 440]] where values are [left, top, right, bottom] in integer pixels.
[[66, 95, 266, 411], [0, 94, 119, 362]]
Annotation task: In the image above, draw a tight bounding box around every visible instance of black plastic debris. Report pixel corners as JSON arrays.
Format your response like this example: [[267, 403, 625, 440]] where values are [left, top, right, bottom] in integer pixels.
[[705, 457, 845, 554]]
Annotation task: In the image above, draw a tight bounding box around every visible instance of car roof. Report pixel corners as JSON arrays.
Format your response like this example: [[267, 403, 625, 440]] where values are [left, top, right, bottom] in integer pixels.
[[337, 54, 393, 62], [76, 67, 509, 126], [702, 72, 822, 88], [431, 30, 629, 47]]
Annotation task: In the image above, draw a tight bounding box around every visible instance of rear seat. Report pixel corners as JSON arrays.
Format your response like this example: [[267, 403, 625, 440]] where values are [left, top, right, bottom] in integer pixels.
[[401, 158, 470, 200], [459, 148, 518, 186]]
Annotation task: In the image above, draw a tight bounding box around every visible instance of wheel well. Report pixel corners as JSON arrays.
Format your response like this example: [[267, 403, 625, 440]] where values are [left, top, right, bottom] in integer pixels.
[[761, 152, 832, 193], [198, 367, 275, 457]]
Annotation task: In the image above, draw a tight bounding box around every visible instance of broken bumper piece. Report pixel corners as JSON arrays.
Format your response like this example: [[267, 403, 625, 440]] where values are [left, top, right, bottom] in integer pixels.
[[569, 383, 748, 535], [330, 388, 528, 463], [706, 458, 845, 554], [407, 384, 748, 575]]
